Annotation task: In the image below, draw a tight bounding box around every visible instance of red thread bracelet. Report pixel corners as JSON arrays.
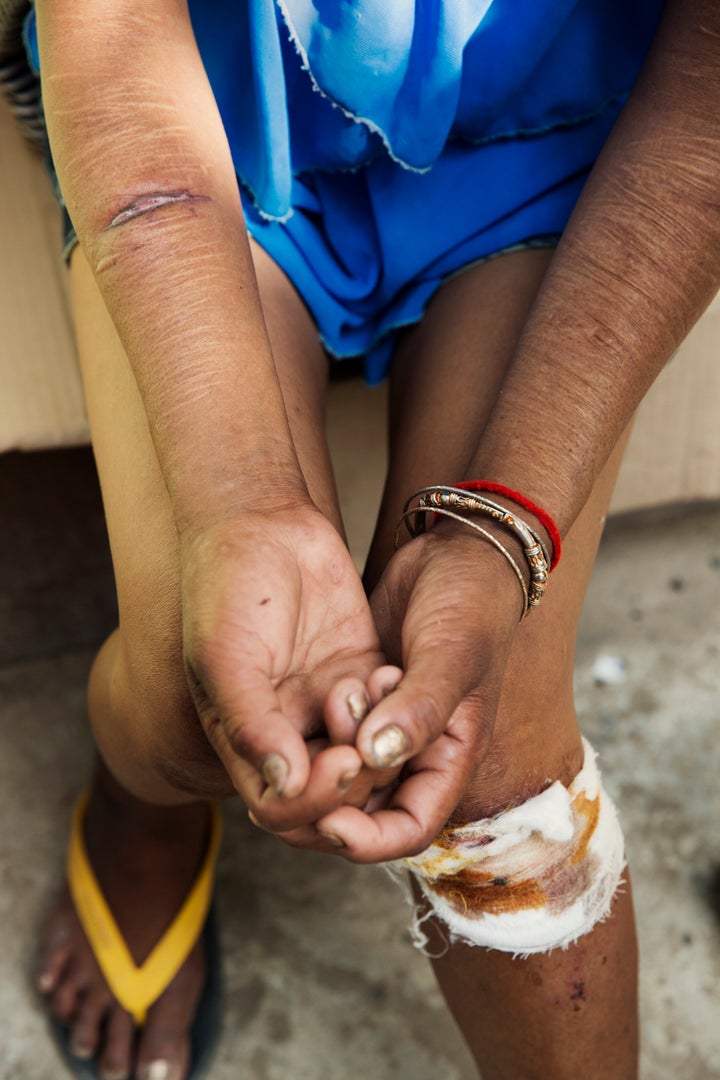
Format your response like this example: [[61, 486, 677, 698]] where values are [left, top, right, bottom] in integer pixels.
[[453, 481, 562, 570]]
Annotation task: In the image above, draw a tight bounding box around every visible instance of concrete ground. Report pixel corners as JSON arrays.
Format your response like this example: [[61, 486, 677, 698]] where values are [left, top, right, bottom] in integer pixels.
[[1, 380, 719, 1079]]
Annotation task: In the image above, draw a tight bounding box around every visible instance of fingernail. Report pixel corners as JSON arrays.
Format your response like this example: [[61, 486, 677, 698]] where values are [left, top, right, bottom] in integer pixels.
[[347, 689, 370, 723], [138, 1061, 172, 1080], [248, 809, 262, 827], [37, 971, 54, 993], [317, 830, 345, 848], [372, 724, 410, 768], [261, 752, 289, 796], [337, 767, 360, 792]]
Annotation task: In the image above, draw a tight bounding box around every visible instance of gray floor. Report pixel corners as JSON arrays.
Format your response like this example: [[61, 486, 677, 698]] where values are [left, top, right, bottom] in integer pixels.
[[1, 430, 719, 1079]]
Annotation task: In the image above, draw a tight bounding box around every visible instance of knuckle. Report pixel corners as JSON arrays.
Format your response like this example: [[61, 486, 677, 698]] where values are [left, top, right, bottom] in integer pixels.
[[221, 715, 255, 760], [409, 690, 448, 744]]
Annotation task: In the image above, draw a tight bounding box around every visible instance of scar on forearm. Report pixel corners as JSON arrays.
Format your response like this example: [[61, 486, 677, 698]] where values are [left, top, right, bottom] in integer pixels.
[[105, 190, 211, 230]]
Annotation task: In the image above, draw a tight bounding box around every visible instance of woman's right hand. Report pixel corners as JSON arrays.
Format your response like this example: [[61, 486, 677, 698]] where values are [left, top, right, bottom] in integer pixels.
[[179, 502, 390, 830]]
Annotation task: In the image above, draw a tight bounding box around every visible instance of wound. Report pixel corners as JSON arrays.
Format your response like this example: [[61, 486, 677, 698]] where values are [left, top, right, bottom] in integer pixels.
[[105, 190, 210, 229]]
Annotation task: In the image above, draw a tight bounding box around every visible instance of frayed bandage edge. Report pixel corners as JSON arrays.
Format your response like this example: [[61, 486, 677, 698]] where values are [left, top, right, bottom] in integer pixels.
[[387, 737, 625, 957]]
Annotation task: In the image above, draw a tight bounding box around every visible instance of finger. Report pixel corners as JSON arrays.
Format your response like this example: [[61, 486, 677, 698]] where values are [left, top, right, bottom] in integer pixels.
[[366, 665, 404, 704], [355, 648, 497, 772], [239, 743, 366, 831], [353, 675, 464, 773], [187, 659, 314, 800], [323, 676, 372, 744], [323, 665, 403, 746], [315, 725, 478, 862]]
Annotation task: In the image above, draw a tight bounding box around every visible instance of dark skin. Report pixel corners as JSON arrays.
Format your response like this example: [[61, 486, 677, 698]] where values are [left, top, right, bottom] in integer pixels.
[[36, 0, 720, 853], [33, 1, 719, 1077]]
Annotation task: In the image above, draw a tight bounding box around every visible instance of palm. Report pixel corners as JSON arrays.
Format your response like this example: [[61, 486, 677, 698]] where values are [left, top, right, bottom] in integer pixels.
[[180, 505, 385, 826], [277, 528, 523, 861]]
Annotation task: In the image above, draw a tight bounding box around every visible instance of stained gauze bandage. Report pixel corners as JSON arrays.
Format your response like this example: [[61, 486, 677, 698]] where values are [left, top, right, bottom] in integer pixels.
[[396, 738, 624, 955]]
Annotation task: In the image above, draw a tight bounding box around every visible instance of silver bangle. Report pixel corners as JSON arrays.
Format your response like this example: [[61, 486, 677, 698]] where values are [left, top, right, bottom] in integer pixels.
[[394, 503, 530, 621], [400, 486, 550, 610]]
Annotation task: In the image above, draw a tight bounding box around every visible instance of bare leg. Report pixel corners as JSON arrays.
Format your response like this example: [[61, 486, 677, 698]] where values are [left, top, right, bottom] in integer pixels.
[[365, 248, 638, 1079], [37, 240, 347, 1080]]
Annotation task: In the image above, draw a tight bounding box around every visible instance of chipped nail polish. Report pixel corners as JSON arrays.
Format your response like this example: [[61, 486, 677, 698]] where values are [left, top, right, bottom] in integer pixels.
[[261, 752, 289, 796], [347, 689, 370, 723], [372, 724, 409, 768]]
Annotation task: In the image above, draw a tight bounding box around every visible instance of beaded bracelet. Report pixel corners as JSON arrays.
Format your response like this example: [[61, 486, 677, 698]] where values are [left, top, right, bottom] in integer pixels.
[[397, 484, 557, 612], [453, 481, 562, 571], [395, 502, 530, 620]]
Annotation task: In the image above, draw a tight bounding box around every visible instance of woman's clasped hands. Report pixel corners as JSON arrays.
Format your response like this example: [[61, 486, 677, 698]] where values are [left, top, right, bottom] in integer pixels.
[[179, 502, 523, 863]]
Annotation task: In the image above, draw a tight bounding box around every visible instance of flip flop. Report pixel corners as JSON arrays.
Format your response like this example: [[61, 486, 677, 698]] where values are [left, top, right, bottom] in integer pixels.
[[46, 792, 224, 1080]]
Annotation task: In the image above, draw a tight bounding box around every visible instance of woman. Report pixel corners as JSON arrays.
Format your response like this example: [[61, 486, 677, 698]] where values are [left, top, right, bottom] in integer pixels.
[[13, 0, 720, 1077]]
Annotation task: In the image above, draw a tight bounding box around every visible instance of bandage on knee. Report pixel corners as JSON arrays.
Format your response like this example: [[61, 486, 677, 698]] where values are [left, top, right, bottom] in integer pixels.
[[393, 738, 625, 955]]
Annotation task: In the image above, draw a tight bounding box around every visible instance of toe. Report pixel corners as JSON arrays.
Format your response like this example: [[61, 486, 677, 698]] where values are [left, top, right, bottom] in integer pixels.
[[37, 940, 72, 996], [136, 1046, 189, 1080], [69, 990, 111, 1061], [51, 961, 86, 1026], [135, 941, 204, 1080], [37, 896, 74, 994], [96, 1005, 134, 1080]]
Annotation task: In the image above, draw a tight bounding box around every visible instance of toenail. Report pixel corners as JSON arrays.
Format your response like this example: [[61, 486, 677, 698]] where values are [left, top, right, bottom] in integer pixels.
[[261, 752, 289, 796], [372, 724, 410, 768], [347, 690, 369, 723], [138, 1061, 172, 1080], [317, 830, 345, 848], [71, 1041, 94, 1060], [337, 767, 360, 792]]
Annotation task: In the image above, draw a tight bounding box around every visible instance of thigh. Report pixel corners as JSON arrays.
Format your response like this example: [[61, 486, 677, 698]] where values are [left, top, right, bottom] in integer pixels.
[[370, 247, 631, 816], [70, 238, 340, 682]]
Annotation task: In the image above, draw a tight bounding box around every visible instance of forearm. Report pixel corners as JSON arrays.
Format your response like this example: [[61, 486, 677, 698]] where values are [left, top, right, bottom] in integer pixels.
[[469, 0, 720, 535], [37, 0, 306, 535]]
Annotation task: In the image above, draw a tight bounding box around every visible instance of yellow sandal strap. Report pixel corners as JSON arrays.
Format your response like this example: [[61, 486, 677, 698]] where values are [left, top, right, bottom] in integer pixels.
[[67, 792, 222, 1026]]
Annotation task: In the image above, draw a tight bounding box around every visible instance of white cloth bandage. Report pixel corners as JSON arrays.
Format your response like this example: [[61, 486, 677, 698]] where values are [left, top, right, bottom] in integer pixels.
[[392, 737, 625, 955]]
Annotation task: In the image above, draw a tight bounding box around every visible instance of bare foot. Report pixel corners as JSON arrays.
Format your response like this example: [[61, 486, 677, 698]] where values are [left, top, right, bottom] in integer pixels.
[[38, 764, 213, 1080]]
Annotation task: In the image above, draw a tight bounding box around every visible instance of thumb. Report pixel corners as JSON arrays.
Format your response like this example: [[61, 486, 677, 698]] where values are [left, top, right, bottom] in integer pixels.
[[355, 634, 497, 770]]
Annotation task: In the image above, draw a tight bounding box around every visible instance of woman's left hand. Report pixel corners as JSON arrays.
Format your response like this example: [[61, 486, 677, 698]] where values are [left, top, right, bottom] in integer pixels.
[[274, 524, 525, 861]]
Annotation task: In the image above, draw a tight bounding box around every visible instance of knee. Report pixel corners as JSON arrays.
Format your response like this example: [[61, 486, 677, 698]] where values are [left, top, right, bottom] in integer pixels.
[[451, 724, 585, 828], [92, 627, 233, 800], [404, 739, 625, 956]]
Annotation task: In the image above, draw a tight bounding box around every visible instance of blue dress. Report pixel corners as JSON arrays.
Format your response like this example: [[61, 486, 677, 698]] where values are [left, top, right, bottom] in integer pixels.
[[26, 0, 665, 382]]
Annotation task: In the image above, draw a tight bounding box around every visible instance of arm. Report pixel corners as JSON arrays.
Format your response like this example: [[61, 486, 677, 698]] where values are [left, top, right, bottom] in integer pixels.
[[37, 0, 383, 813], [313, 0, 720, 861], [469, 0, 720, 527], [36, 0, 305, 534]]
